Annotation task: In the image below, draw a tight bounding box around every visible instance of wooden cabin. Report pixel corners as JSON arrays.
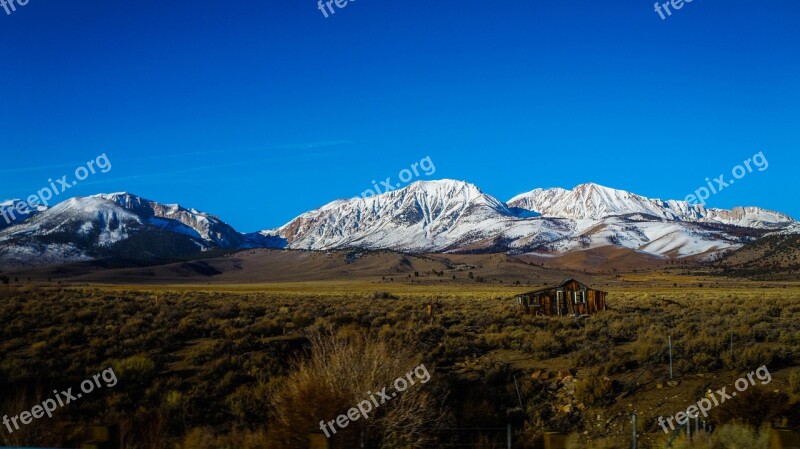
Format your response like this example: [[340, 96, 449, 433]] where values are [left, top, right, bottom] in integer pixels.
[[516, 279, 607, 317]]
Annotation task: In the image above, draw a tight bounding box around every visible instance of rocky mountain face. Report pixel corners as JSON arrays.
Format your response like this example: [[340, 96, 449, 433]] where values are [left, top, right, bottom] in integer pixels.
[[262, 180, 794, 257], [0, 193, 276, 266], [507, 183, 793, 228], [0, 199, 47, 231], [0, 181, 795, 266]]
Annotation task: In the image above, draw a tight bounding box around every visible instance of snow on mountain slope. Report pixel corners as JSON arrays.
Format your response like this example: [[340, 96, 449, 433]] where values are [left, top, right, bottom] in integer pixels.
[[701, 206, 794, 229], [1, 181, 795, 267], [542, 217, 745, 258], [508, 184, 683, 221], [0, 194, 276, 266], [508, 183, 793, 228], [265, 180, 544, 252], [772, 222, 800, 235], [1, 196, 141, 244], [265, 180, 792, 257], [0, 199, 48, 230], [93, 193, 262, 248], [0, 197, 146, 265]]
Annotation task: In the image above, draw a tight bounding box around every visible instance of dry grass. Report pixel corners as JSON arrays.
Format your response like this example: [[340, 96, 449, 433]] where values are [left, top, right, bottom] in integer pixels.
[[0, 279, 797, 448]]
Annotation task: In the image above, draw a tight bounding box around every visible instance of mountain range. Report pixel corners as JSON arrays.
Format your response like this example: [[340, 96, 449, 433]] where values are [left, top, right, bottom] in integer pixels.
[[0, 180, 796, 267]]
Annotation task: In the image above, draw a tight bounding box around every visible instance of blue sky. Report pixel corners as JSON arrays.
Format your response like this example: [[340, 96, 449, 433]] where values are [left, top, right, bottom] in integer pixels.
[[1, 0, 798, 231]]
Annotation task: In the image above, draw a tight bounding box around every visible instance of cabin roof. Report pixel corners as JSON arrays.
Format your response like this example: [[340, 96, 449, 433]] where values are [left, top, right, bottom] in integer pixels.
[[516, 278, 606, 296]]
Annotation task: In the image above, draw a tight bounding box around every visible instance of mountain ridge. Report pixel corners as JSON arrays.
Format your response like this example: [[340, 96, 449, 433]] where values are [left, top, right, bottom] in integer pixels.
[[0, 180, 795, 266]]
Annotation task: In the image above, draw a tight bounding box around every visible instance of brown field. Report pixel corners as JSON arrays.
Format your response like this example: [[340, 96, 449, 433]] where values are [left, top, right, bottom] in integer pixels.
[[0, 267, 798, 448]]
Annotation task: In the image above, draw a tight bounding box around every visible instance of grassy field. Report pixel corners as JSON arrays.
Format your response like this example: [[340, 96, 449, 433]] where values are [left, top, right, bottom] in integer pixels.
[[0, 278, 798, 448]]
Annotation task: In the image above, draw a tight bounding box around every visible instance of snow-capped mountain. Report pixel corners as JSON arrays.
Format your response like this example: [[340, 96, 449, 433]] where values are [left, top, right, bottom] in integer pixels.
[[773, 222, 800, 236], [94, 193, 257, 248], [0, 181, 796, 267], [262, 180, 796, 257], [0, 193, 276, 266], [262, 180, 571, 253], [508, 183, 793, 228], [0, 199, 48, 230]]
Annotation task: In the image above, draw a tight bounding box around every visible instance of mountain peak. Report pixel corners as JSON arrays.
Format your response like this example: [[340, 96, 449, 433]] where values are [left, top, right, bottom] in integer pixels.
[[573, 182, 620, 193], [93, 192, 155, 204], [2, 180, 797, 268], [507, 183, 793, 228], [508, 183, 647, 220], [574, 182, 604, 189], [405, 179, 482, 194], [95, 191, 137, 198], [0, 198, 48, 230], [272, 178, 511, 251], [92, 192, 187, 215]]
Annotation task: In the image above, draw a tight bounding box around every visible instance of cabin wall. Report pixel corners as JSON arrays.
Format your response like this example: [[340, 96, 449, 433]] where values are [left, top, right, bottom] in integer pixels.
[[518, 284, 607, 317]]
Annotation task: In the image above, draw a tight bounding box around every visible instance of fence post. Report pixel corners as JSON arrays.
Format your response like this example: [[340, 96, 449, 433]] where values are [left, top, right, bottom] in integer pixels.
[[668, 335, 673, 379]]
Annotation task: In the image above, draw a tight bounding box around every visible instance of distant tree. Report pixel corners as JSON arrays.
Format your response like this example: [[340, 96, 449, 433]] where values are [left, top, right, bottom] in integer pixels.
[[414, 271, 419, 277], [468, 272, 474, 280]]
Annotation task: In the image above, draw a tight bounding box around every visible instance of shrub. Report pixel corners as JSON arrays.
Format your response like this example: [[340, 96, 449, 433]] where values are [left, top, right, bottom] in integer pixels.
[[575, 370, 613, 406], [267, 332, 445, 449]]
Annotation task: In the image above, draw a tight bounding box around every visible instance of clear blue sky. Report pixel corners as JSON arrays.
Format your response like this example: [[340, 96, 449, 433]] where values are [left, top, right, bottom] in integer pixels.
[[1, 0, 798, 231]]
